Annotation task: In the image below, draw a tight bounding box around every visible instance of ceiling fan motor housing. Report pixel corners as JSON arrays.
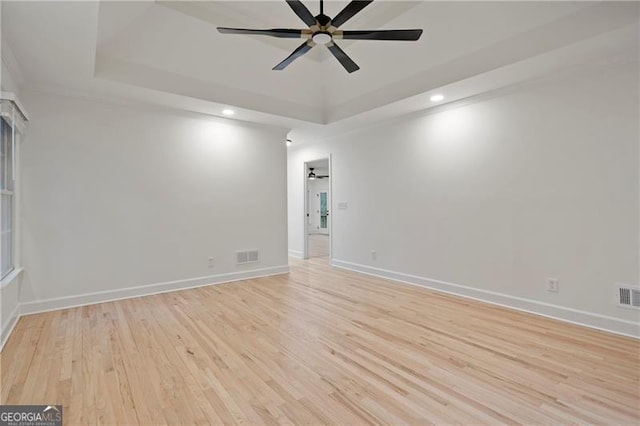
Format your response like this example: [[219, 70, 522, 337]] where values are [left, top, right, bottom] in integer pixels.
[[315, 13, 331, 27]]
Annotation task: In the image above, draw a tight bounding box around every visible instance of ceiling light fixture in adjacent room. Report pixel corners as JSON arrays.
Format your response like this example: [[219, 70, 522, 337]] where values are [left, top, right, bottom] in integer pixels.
[[430, 94, 444, 102], [286, 139, 292, 147], [222, 109, 235, 116], [308, 168, 316, 180]]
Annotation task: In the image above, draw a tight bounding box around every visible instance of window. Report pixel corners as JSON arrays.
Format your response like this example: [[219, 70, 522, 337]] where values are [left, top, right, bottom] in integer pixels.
[[0, 97, 27, 281], [1, 117, 15, 279], [320, 192, 328, 229]]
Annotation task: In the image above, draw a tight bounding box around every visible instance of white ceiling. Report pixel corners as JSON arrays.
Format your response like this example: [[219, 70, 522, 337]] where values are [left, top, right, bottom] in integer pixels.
[[307, 158, 329, 171], [2, 1, 639, 143]]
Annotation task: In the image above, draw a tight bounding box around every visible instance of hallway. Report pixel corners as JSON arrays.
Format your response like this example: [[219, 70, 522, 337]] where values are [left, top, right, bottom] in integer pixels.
[[308, 234, 329, 259]]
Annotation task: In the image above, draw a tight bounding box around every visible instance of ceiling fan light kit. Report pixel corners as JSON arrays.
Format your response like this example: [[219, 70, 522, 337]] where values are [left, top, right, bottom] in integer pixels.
[[217, 0, 423, 73]]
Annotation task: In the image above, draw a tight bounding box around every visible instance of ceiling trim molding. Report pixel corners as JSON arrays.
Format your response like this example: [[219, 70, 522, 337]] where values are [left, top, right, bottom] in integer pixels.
[[292, 54, 638, 148], [22, 82, 292, 135], [94, 53, 325, 124], [327, 2, 640, 124]]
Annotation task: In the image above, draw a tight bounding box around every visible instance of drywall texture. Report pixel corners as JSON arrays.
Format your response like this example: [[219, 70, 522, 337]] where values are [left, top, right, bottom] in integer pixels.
[[20, 91, 288, 304], [288, 62, 639, 325]]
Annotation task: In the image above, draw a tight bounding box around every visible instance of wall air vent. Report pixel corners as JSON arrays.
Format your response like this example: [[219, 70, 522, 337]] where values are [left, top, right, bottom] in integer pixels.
[[616, 285, 640, 309], [236, 249, 259, 265], [247, 249, 259, 263]]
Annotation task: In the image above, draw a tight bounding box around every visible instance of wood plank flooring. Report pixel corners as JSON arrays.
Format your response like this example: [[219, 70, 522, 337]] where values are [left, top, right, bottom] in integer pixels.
[[2, 256, 639, 424], [308, 234, 329, 258]]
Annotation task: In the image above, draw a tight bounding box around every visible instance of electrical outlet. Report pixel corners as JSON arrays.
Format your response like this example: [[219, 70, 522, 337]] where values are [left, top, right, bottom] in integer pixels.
[[371, 250, 377, 261], [546, 278, 559, 293], [208, 257, 214, 268]]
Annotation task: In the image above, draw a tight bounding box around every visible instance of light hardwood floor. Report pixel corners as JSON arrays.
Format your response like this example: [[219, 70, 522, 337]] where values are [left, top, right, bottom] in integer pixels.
[[2, 256, 639, 424], [308, 234, 329, 259]]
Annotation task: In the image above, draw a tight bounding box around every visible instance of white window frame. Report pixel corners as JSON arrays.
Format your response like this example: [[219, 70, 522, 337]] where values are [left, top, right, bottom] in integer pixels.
[[0, 95, 27, 283], [1, 117, 16, 279]]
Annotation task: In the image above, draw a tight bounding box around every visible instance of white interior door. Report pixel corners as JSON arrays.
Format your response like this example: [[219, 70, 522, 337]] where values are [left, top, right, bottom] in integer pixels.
[[307, 189, 314, 234], [303, 157, 332, 260], [307, 189, 330, 235], [320, 190, 330, 235]]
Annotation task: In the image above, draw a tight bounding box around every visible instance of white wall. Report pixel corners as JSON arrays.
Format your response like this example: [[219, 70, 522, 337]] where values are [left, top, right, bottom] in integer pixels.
[[1, 47, 22, 94], [0, 61, 19, 94], [18, 90, 289, 311], [288, 62, 639, 336]]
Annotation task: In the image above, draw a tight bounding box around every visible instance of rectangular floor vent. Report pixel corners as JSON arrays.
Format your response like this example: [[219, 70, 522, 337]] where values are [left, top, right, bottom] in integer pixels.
[[616, 285, 640, 309], [237, 249, 259, 265]]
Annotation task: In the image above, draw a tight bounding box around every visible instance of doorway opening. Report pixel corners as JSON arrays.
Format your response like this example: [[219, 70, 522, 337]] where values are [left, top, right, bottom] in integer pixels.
[[303, 157, 331, 261]]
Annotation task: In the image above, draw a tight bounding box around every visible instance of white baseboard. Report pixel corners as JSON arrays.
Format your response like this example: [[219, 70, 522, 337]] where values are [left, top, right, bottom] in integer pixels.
[[331, 259, 639, 339], [288, 249, 303, 259], [19, 265, 290, 317], [1, 304, 21, 352]]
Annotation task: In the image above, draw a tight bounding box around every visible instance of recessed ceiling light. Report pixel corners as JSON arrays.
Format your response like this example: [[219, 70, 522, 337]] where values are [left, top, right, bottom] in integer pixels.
[[286, 139, 292, 147], [222, 109, 235, 116], [430, 94, 444, 102]]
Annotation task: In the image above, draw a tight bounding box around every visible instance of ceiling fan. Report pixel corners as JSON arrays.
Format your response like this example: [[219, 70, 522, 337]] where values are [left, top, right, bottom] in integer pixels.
[[308, 168, 329, 180], [217, 0, 423, 73]]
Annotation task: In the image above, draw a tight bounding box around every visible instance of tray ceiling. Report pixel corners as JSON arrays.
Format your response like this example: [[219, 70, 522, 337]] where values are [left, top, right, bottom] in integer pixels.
[[2, 1, 638, 133]]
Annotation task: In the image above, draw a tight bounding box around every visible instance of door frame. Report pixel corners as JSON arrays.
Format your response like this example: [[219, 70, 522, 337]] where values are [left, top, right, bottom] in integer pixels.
[[303, 155, 332, 260]]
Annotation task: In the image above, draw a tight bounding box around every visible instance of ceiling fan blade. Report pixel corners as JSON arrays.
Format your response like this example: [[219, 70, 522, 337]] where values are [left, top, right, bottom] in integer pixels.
[[340, 29, 423, 41], [327, 41, 359, 73], [273, 41, 314, 70], [217, 27, 304, 38], [285, 0, 317, 27], [331, 0, 373, 28]]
